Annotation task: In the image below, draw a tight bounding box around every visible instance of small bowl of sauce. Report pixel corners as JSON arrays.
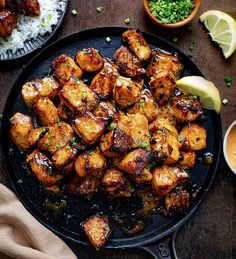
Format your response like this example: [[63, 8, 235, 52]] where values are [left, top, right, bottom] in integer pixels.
[[223, 120, 236, 175]]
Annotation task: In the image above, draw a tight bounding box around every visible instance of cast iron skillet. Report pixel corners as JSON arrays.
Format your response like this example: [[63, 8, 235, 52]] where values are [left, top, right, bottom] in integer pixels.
[[1, 27, 222, 258]]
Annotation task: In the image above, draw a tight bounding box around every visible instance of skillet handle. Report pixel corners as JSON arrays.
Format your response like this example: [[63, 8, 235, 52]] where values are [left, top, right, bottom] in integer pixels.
[[140, 231, 178, 259]]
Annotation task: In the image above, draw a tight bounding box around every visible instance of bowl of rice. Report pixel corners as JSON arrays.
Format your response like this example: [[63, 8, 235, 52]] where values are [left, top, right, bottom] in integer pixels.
[[0, 0, 68, 61], [142, 0, 202, 28]]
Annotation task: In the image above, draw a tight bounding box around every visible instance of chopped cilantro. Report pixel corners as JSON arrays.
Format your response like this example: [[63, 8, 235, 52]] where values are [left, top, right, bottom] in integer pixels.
[[40, 23, 47, 27], [72, 142, 77, 147], [178, 136, 184, 143], [224, 75, 232, 87], [127, 118, 132, 122], [66, 146, 70, 150], [138, 141, 150, 148], [48, 14, 53, 20], [47, 134, 52, 139], [45, 141, 50, 147], [88, 151, 94, 155], [139, 99, 145, 108], [55, 144, 60, 150], [109, 122, 116, 130], [58, 121, 62, 127]]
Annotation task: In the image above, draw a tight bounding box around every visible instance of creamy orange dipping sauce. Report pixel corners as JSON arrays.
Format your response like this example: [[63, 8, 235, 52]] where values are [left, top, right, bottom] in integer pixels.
[[226, 125, 236, 170]]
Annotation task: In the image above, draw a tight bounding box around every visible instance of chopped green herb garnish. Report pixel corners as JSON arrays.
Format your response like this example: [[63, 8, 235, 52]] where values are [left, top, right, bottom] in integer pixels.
[[48, 14, 53, 20], [124, 18, 130, 24], [58, 121, 62, 127], [72, 142, 77, 147], [83, 154, 87, 159], [178, 136, 184, 143], [109, 122, 116, 130], [147, 133, 151, 138], [71, 9, 77, 16], [66, 146, 70, 150], [55, 144, 60, 150], [85, 128, 90, 133], [40, 23, 48, 27], [139, 99, 145, 108], [47, 134, 52, 139], [45, 141, 50, 147], [106, 37, 111, 43], [131, 187, 135, 192], [17, 179, 23, 184], [0, 114, 2, 120], [82, 92, 88, 100], [96, 6, 104, 12], [157, 146, 162, 151], [72, 137, 76, 142], [222, 99, 228, 105], [172, 37, 178, 43], [138, 141, 150, 148], [224, 75, 232, 87], [88, 151, 94, 155], [127, 118, 132, 122]]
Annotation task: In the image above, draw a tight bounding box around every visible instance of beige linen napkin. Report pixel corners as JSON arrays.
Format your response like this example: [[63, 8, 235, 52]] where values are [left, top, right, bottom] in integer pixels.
[[0, 183, 77, 259]]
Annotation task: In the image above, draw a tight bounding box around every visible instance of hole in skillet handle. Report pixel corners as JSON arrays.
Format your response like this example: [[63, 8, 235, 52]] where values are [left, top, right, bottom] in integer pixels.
[[140, 231, 178, 259]]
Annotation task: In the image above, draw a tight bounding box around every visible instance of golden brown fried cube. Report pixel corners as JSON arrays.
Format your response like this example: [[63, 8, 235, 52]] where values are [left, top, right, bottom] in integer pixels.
[[51, 54, 83, 85], [102, 169, 131, 197], [137, 189, 160, 215], [92, 101, 117, 121], [151, 128, 180, 165], [117, 148, 153, 175], [164, 189, 189, 214], [59, 79, 99, 115], [177, 152, 196, 169], [75, 150, 108, 178], [75, 48, 104, 73], [57, 102, 72, 120], [68, 174, 100, 196], [179, 123, 207, 151], [149, 118, 178, 136], [90, 61, 118, 99], [114, 46, 146, 79], [170, 96, 202, 123], [122, 29, 151, 61], [51, 142, 81, 171], [99, 128, 130, 158], [132, 167, 153, 184], [117, 112, 150, 149], [73, 112, 106, 145], [10, 112, 34, 149], [0, 10, 17, 37], [156, 105, 177, 127], [127, 90, 158, 122], [152, 166, 189, 196], [147, 51, 183, 80], [29, 127, 49, 146], [113, 77, 141, 109], [22, 77, 60, 108], [81, 214, 112, 248], [27, 150, 63, 187], [33, 97, 59, 126], [38, 122, 74, 154], [22, 80, 43, 108], [149, 71, 175, 106]]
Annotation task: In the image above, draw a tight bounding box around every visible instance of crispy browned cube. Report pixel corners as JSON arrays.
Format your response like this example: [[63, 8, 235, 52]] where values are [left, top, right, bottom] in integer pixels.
[[152, 166, 189, 196], [81, 214, 112, 248], [22, 80, 43, 108], [177, 152, 196, 169], [10, 112, 34, 149], [113, 76, 141, 109], [51, 141, 82, 170], [90, 61, 118, 99], [151, 128, 180, 164], [92, 101, 117, 121], [137, 189, 160, 215], [164, 189, 189, 214], [156, 105, 177, 127], [147, 51, 183, 80], [38, 122, 74, 154], [75, 150, 108, 178], [59, 79, 99, 115], [68, 174, 100, 196], [132, 167, 153, 184], [33, 97, 59, 126], [57, 102, 72, 120], [99, 128, 130, 158], [27, 150, 63, 187], [117, 112, 150, 149], [117, 148, 153, 175], [22, 77, 60, 108], [75, 48, 104, 73], [114, 46, 145, 79], [102, 169, 131, 197], [73, 112, 106, 145], [29, 127, 49, 146], [0, 10, 17, 37], [179, 123, 207, 151], [51, 54, 83, 85], [149, 118, 178, 136], [10, 0, 40, 16], [127, 90, 159, 122], [170, 96, 202, 123], [149, 71, 175, 106], [122, 29, 151, 61]]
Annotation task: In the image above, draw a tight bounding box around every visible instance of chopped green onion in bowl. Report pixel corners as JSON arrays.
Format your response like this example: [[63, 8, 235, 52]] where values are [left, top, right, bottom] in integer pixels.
[[149, 0, 195, 24]]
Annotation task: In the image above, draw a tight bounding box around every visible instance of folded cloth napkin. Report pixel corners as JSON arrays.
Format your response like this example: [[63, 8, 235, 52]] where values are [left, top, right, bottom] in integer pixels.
[[0, 183, 77, 259]]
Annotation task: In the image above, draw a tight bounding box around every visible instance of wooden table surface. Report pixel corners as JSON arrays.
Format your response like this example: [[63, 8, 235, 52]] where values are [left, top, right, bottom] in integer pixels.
[[0, 0, 235, 258]]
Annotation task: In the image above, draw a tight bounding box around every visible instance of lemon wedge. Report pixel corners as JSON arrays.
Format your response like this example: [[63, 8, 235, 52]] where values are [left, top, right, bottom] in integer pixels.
[[200, 10, 236, 59], [176, 76, 222, 113]]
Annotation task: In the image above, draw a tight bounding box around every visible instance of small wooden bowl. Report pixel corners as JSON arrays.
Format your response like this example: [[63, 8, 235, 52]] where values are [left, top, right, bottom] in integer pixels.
[[142, 0, 202, 28]]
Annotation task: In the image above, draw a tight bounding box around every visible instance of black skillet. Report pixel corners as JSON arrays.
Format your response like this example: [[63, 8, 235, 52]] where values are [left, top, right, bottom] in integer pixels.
[[0, 27, 222, 258]]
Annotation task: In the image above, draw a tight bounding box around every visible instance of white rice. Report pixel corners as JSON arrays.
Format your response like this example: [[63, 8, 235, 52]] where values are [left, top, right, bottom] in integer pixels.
[[0, 0, 66, 57]]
